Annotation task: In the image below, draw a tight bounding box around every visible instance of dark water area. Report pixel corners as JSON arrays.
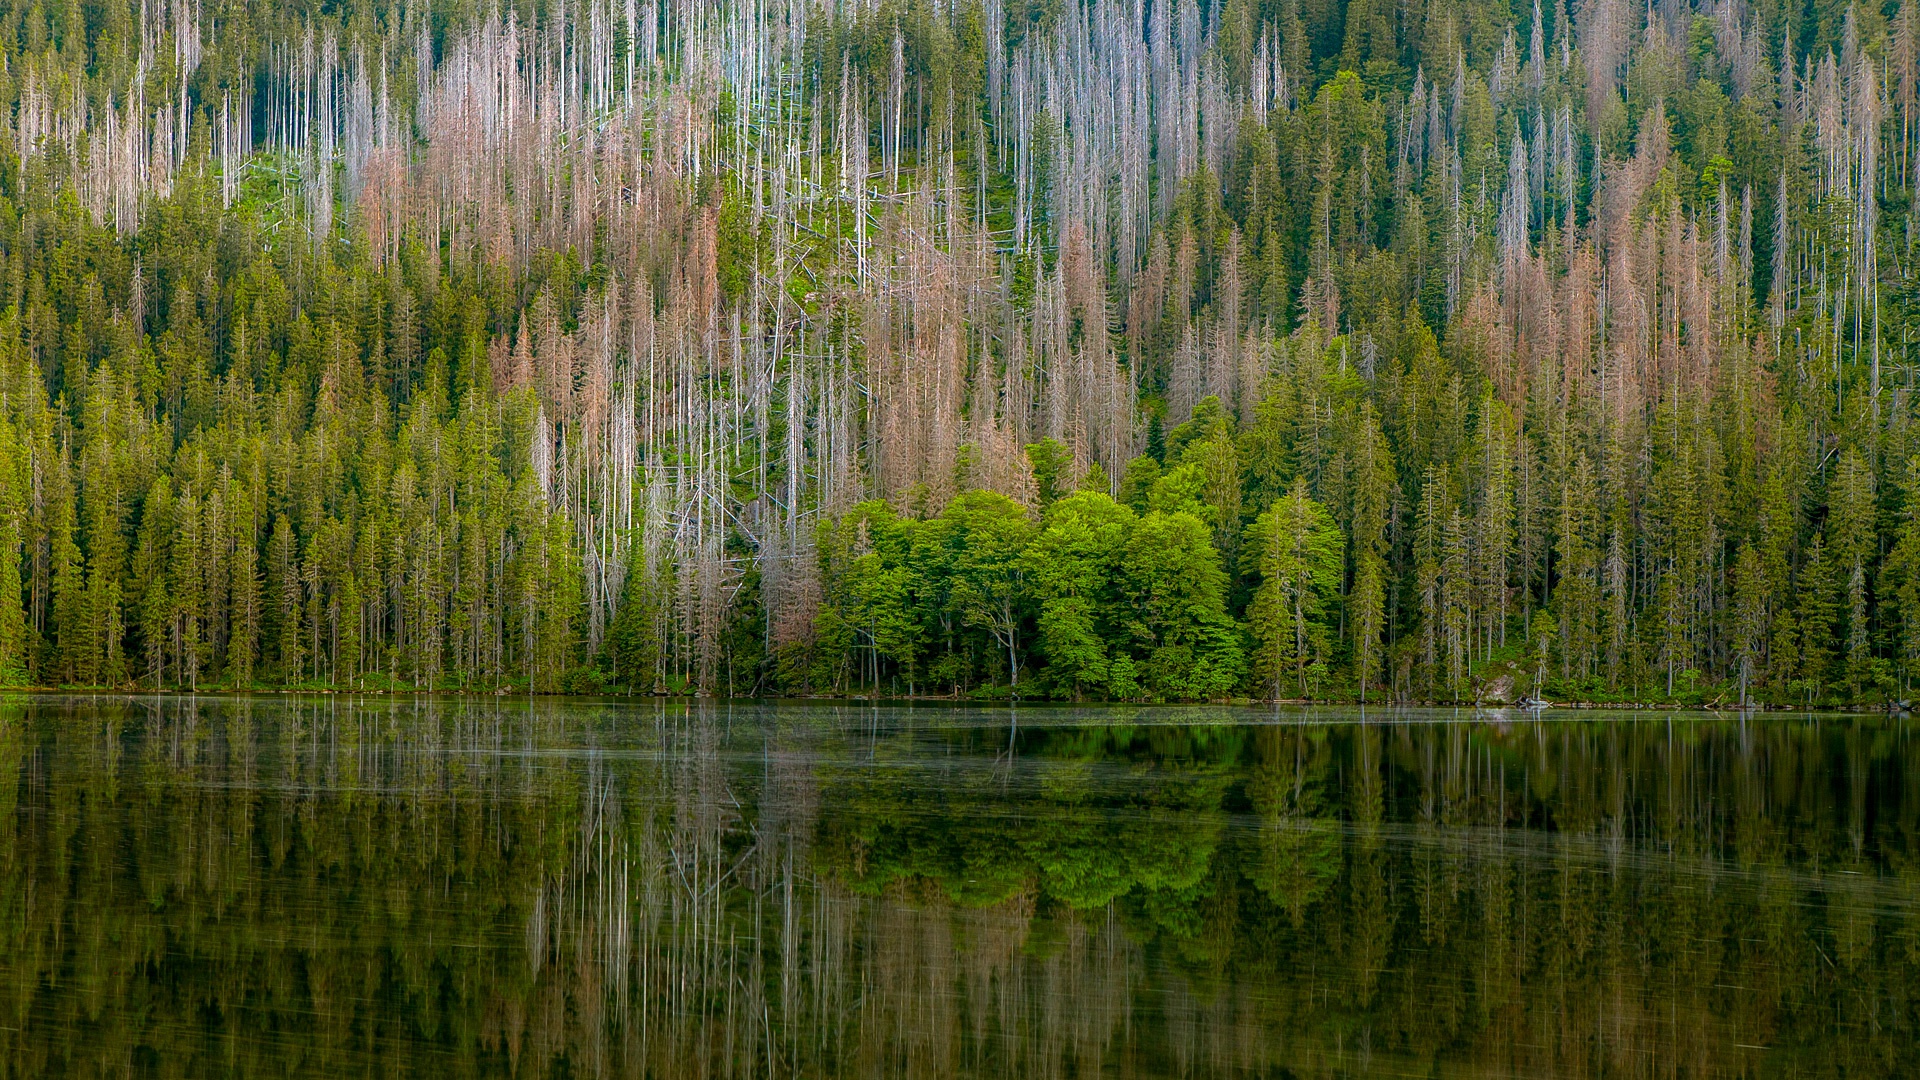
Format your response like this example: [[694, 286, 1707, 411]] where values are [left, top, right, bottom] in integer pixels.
[[2, 696, 1917, 1078]]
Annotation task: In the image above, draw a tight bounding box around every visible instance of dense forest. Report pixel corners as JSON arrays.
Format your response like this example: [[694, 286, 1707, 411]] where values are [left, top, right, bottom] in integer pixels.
[[0, 0, 1917, 703]]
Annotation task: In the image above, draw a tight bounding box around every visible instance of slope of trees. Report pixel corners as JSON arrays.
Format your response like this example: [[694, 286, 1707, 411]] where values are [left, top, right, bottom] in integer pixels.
[[0, 0, 1917, 703]]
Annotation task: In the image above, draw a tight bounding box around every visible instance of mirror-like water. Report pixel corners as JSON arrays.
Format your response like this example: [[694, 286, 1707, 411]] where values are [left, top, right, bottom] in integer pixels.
[[2, 696, 1916, 1078]]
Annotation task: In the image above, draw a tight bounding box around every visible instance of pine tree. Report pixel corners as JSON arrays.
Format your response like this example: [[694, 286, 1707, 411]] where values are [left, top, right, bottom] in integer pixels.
[[1757, 465, 1801, 690], [175, 494, 206, 688], [1351, 553, 1387, 701], [1473, 402, 1514, 659], [0, 422, 26, 685], [1246, 479, 1343, 699], [1884, 457, 1920, 696], [48, 463, 85, 686], [1442, 506, 1473, 698], [1554, 453, 1600, 683], [1413, 465, 1451, 694], [226, 475, 259, 690], [272, 514, 304, 686], [133, 478, 175, 686], [1797, 533, 1841, 702], [1730, 544, 1766, 704], [1349, 402, 1396, 561], [1828, 448, 1877, 694]]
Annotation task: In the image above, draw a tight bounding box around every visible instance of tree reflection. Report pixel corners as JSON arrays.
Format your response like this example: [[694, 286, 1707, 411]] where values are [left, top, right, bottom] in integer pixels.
[[1, 698, 1916, 1077]]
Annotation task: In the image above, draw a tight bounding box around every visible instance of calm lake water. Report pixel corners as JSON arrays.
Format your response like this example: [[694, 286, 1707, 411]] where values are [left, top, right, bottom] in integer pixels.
[[2, 696, 1916, 1078]]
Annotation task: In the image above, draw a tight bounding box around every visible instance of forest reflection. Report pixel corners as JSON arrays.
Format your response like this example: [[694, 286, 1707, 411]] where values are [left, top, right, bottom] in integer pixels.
[[1, 697, 1915, 1078]]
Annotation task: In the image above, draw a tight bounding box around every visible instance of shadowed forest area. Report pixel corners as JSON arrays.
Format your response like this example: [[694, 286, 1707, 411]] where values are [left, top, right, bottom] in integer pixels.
[[1, 0, 1920, 704]]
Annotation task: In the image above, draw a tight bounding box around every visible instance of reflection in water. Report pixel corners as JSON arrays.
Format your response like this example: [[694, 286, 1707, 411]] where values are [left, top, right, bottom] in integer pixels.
[[1, 696, 1916, 1077]]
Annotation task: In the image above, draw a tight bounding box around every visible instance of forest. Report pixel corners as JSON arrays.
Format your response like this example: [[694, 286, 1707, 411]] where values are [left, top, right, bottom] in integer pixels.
[[0, 0, 1917, 704]]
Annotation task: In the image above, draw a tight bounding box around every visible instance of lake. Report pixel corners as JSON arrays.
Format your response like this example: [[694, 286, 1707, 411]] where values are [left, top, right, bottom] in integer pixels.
[[1, 696, 1915, 1077]]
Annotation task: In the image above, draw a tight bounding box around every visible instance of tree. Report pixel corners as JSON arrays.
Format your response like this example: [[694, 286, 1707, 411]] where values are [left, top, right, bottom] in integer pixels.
[[1245, 479, 1344, 699], [841, 510, 925, 691], [1118, 510, 1245, 700], [1528, 608, 1557, 697], [1351, 553, 1388, 701], [1757, 464, 1800, 689], [1238, 380, 1299, 514], [1346, 403, 1396, 702], [1797, 533, 1841, 702], [1555, 453, 1601, 683], [1884, 456, 1920, 696], [272, 514, 303, 686], [174, 492, 206, 689], [1731, 544, 1767, 704], [1025, 439, 1075, 509], [49, 466, 85, 686], [1170, 397, 1244, 555], [0, 421, 27, 685], [937, 492, 1036, 689], [1348, 401, 1396, 560], [1024, 491, 1137, 698], [1119, 456, 1163, 514], [607, 547, 665, 692], [227, 481, 260, 690], [1829, 449, 1877, 694], [133, 478, 175, 687], [1473, 402, 1514, 659]]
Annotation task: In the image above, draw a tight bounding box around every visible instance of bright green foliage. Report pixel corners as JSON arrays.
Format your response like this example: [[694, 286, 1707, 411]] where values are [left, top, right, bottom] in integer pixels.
[[1245, 479, 1344, 698], [1117, 510, 1245, 699], [1173, 399, 1244, 556], [815, 501, 925, 692], [1024, 492, 1138, 699], [1238, 382, 1298, 514], [1144, 462, 1212, 520], [936, 492, 1037, 688], [48, 462, 86, 686]]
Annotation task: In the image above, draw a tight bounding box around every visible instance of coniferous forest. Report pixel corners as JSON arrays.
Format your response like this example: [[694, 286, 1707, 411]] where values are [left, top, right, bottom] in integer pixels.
[[1, 0, 1918, 705]]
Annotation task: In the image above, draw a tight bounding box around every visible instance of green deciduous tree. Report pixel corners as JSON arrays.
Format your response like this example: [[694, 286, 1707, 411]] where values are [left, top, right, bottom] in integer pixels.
[[937, 491, 1036, 689], [1119, 509, 1245, 700], [1025, 491, 1138, 699]]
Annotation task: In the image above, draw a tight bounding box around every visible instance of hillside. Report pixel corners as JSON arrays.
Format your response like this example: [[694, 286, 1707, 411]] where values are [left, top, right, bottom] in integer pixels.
[[0, 0, 1915, 704]]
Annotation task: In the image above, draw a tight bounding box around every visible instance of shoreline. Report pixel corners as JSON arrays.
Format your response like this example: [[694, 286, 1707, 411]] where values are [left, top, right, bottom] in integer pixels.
[[0, 686, 1908, 714]]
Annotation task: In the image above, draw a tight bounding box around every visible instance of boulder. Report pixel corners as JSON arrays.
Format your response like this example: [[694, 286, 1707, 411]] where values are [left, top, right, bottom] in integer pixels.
[[1481, 675, 1514, 704]]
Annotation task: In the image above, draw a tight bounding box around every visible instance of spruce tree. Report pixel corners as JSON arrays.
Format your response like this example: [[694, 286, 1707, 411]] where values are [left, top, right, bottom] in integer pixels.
[[1797, 533, 1841, 703]]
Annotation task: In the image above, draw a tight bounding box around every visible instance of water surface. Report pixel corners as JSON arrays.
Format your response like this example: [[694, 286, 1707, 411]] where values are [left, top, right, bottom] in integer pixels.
[[2, 696, 1916, 1077]]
